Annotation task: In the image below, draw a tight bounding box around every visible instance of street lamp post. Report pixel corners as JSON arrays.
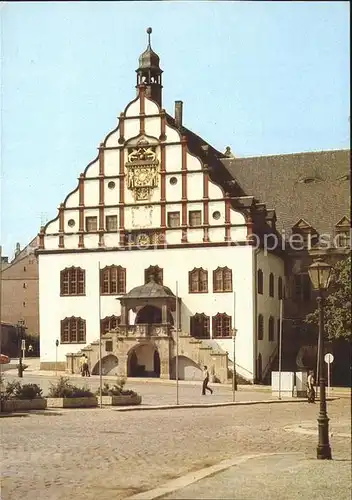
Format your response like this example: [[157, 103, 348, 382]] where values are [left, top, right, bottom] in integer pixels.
[[232, 328, 237, 402], [308, 258, 333, 460], [17, 319, 25, 378]]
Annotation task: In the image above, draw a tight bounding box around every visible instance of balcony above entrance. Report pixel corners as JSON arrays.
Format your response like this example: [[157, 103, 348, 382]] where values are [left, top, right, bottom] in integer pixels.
[[117, 323, 170, 338]]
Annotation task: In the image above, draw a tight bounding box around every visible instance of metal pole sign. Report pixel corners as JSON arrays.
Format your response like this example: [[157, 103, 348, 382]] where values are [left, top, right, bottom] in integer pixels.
[[21, 339, 26, 360], [232, 291, 236, 402], [324, 353, 334, 397], [175, 281, 179, 406], [98, 261, 103, 409], [55, 339, 59, 376], [278, 299, 283, 400]]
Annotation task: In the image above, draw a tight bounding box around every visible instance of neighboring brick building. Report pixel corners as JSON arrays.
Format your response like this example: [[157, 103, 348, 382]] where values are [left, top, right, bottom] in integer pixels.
[[0, 238, 39, 337]]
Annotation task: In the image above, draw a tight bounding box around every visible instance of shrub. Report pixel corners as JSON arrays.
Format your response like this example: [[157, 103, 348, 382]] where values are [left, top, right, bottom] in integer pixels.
[[1, 381, 43, 400], [97, 377, 137, 397], [47, 376, 94, 398], [15, 383, 43, 400], [2, 380, 20, 400], [70, 387, 94, 398]]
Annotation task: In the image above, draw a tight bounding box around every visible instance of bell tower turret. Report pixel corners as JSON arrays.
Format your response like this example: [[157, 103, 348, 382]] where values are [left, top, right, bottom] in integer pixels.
[[136, 27, 163, 107]]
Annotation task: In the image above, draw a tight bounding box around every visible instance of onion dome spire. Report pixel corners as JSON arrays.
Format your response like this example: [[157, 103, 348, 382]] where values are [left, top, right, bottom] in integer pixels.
[[136, 27, 163, 106]]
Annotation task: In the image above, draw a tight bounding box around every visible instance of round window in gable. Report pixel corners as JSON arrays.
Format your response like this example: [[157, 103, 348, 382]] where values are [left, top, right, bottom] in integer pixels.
[[212, 211, 221, 220], [108, 181, 116, 189], [169, 177, 178, 185], [68, 219, 75, 228]]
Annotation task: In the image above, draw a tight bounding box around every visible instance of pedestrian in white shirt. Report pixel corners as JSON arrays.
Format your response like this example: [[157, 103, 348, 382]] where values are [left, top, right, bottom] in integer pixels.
[[202, 365, 213, 395]]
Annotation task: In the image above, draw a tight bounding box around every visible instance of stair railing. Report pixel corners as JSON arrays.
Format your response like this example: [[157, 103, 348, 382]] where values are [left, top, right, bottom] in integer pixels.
[[262, 345, 279, 381]]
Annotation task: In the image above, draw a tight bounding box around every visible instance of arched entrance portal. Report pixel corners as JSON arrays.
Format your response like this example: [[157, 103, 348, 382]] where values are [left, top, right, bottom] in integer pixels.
[[128, 344, 160, 378]]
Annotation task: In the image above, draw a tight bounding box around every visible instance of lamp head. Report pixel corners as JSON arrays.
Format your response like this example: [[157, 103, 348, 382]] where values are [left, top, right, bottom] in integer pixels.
[[308, 258, 332, 291]]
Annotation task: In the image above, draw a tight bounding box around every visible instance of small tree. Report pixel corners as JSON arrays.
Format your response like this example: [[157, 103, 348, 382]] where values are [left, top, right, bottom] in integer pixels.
[[305, 256, 351, 341]]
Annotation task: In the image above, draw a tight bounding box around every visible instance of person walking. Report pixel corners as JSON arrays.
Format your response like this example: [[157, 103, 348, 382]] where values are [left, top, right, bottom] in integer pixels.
[[79, 354, 86, 376], [307, 370, 315, 403], [83, 355, 90, 377], [202, 365, 213, 395]]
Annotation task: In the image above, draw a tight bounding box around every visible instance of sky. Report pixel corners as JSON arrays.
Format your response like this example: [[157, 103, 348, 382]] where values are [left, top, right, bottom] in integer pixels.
[[0, 1, 350, 258]]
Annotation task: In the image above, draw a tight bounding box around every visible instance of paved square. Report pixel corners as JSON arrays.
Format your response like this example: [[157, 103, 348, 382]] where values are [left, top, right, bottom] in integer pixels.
[[1, 382, 350, 500]]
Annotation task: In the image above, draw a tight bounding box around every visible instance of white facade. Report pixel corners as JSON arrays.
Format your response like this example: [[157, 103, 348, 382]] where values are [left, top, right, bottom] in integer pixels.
[[39, 245, 257, 377], [38, 58, 284, 382]]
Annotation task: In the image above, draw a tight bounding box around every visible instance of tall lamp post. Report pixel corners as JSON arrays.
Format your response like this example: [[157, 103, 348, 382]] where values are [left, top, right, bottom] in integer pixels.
[[17, 319, 26, 378], [232, 328, 237, 402], [307, 258, 332, 460]]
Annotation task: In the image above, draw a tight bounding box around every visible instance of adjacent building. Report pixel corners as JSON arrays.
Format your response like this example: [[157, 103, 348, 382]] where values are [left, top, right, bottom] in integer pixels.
[[0, 239, 39, 337]]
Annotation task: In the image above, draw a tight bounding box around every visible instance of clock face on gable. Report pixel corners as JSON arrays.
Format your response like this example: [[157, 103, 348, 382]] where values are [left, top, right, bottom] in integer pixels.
[[136, 233, 150, 246]]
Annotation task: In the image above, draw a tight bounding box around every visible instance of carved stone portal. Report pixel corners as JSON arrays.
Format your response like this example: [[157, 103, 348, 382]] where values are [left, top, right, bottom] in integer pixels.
[[126, 139, 159, 201]]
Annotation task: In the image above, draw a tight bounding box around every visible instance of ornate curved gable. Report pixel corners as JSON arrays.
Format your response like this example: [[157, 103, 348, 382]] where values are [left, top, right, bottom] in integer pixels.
[[38, 34, 251, 254]]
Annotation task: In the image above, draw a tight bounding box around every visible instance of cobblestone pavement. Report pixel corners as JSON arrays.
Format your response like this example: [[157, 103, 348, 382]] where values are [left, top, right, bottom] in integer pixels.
[[1, 395, 350, 500], [160, 453, 352, 500]]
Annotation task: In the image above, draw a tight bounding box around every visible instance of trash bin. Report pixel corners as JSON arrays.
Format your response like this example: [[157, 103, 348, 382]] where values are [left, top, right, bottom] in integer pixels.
[[271, 371, 295, 398], [295, 371, 308, 397]]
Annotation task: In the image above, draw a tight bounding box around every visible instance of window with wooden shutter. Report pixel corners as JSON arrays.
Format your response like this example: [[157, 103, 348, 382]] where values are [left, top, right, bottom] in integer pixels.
[[278, 277, 283, 300], [212, 313, 232, 338], [100, 266, 126, 295], [269, 273, 274, 297], [60, 267, 86, 296], [189, 210, 202, 227], [213, 267, 232, 292], [189, 268, 208, 293], [258, 314, 264, 340], [85, 216, 98, 232], [167, 212, 180, 228], [60, 317, 86, 344], [268, 316, 274, 341], [190, 313, 210, 338], [106, 215, 118, 232], [257, 269, 263, 294]]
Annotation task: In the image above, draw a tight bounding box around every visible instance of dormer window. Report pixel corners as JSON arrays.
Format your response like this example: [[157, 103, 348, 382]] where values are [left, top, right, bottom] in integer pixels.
[[336, 232, 350, 248], [335, 217, 350, 248], [291, 219, 318, 250]]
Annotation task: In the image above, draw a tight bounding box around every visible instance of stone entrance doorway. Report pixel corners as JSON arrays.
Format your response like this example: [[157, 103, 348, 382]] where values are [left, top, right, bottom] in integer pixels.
[[127, 343, 161, 377]]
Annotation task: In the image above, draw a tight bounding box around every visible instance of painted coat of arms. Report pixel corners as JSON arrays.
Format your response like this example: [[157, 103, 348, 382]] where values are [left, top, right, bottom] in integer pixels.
[[125, 139, 159, 201]]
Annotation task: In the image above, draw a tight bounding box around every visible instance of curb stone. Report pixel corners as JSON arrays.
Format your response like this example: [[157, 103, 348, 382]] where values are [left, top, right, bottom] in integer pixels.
[[113, 398, 318, 411]]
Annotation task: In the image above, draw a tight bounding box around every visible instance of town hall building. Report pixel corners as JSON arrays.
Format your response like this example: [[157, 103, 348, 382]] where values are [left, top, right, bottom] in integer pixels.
[[36, 29, 349, 383]]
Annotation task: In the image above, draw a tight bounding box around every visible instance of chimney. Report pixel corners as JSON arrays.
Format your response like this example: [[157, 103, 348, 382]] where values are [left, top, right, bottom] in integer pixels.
[[15, 242, 21, 258], [175, 101, 183, 128]]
